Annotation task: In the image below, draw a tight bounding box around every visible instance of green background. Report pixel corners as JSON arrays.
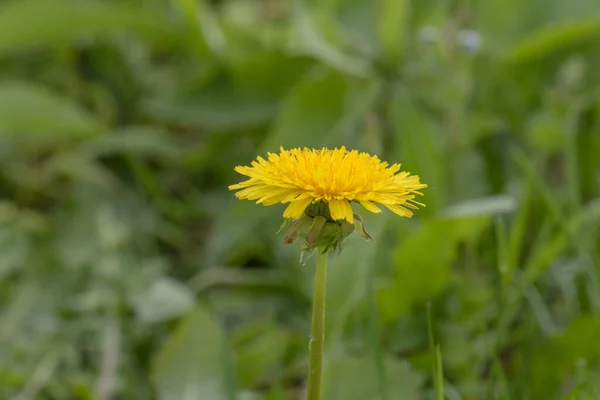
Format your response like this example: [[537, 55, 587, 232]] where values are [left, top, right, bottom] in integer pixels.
[[2, 0, 600, 399]]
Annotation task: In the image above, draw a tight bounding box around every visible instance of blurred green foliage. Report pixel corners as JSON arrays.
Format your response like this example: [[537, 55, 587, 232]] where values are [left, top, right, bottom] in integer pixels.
[[2, 0, 600, 399]]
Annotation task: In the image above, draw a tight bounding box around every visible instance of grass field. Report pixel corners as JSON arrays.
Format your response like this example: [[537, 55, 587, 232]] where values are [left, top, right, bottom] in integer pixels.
[[2, 0, 600, 399]]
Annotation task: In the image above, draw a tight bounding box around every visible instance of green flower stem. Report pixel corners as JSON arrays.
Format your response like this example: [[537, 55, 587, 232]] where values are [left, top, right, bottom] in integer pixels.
[[306, 248, 328, 400]]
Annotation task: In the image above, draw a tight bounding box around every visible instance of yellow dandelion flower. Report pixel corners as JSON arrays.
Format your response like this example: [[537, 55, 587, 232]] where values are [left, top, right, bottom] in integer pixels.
[[228, 146, 427, 224]]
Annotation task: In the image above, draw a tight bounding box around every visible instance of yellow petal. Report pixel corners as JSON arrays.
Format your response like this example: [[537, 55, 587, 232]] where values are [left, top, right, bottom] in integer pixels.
[[385, 204, 414, 217], [344, 201, 354, 224], [235, 185, 271, 200], [229, 147, 426, 221], [359, 200, 381, 214], [283, 191, 311, 203], [328, 199, 348, 221], [228, 179, 256, 190], [257, 188, 297, 206], [233, 166, 251, 176], [283, 197, 313, 219]]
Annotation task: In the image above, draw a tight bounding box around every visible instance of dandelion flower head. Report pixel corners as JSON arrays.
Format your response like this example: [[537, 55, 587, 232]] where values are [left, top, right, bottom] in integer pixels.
[[229, 147, 427, 224]]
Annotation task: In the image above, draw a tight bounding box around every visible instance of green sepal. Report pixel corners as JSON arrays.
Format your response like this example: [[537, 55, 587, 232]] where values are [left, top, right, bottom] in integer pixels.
[[353, 213, 373, 241], [300, 248, 316, 266], [277, 203, 375, 264], [306, 216, 328, 245], [282, 216, 311, 244], [277, 218, 291, 234]]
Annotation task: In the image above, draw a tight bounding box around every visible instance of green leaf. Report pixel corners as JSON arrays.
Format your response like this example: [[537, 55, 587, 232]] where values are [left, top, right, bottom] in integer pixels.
[[323, 353, 422, 400], [43, 152, 116, 188], [475, 0, 529, 48], [0, 0, 178, 56], [378, 0, 409, 61], [79, 127, 179, 159], [0, 223, 29, 280], [152, 306, 230, 400], [261, 67, 348, 152], [235, 325, 287, 387], [504, 18, 600, 64], [378, 218, 490, 321], [0, 82, 103, 147], [390, 89, 444, 213], [227, 52, 313, 98], [175, 0, 226, 56], [529, 315, 600, 398], [443, 195, 517, 219], [325, 214, 387, 339], [136, 278, 196, 324], [201, 199, 274, 267], [143, 92, 278, 132], [288, 1, 370, 77]]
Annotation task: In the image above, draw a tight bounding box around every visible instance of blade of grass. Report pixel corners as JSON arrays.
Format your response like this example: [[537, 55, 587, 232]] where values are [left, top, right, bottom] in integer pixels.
[[491, 356, 511, 400], [507, 183, 532, 274], [564, 106, 582, 210], [367, 274, 388, 400], [14, 351, 60, 400], [435, 345, 445, 400], [512, 147, 599, 284], [495, 217, 510, 287], [427, 303, 444, 400], [511, 147, 561, 224]]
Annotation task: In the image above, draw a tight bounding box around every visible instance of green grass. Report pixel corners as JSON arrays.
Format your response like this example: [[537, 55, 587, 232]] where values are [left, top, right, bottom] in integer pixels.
[[1, 0, 600, 399]]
